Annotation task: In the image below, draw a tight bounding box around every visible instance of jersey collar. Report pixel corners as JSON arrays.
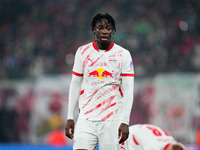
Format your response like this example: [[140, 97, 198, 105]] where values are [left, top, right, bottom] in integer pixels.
[[92, 40, 114, 52]]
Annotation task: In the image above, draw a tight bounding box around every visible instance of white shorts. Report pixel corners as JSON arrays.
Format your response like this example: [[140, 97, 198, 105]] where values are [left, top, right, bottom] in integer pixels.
[[73, 117, 128, 150]]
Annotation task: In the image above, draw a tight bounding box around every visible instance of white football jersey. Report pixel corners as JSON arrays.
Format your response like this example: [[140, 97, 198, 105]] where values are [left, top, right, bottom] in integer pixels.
[[128, 124, 176, 150], [72, 41, 134, 121]]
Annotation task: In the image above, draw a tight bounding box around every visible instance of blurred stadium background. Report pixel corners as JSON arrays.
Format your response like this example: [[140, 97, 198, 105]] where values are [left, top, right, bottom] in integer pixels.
[[0, 0, 200, 149]]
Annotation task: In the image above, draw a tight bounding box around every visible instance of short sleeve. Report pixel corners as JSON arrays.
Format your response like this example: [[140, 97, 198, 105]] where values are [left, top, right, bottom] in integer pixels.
[[121, 50, 134, 77]]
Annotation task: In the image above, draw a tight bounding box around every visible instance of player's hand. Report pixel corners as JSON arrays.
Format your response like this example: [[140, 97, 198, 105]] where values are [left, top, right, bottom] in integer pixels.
[[65, 119, 75, 139], [118, 123, 129, 144]]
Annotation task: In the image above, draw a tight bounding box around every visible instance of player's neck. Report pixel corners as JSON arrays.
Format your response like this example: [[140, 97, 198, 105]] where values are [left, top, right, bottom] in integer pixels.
[[95, 41, 112, 50]]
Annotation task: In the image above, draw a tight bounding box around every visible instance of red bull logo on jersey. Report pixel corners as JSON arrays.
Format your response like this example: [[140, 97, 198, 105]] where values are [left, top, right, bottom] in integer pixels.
[[88, 68, 113, 79]]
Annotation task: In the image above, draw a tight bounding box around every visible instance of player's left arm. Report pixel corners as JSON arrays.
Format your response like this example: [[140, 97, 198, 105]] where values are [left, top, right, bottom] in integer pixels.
[[118, 50, 134, 144]]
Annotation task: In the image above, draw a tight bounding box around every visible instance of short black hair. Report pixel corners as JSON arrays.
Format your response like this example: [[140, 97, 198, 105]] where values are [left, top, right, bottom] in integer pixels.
[[91, 13, 116, 32]]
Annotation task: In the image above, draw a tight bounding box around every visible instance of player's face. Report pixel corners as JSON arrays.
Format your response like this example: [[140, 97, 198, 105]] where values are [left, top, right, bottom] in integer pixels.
[[94, 19, 113, 44]]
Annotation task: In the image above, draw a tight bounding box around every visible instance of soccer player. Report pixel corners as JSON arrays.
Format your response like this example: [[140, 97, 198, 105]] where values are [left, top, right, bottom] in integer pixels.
[[128, 124, 185, 150], [65, 13, 134, 150]]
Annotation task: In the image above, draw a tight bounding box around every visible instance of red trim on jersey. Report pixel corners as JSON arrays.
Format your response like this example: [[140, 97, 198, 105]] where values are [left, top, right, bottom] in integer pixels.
[[72, 71, 83, 77], [121, 73, 134, 77], [92, 41, 99, 52], [164, 143, 171, 150], [132, 135, 139, 145], [92, 40, 114, 52]]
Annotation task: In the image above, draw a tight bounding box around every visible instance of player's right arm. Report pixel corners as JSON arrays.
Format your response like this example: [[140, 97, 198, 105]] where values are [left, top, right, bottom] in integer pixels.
[[65, 48, 83, 139], [65, 74, 82, 139]]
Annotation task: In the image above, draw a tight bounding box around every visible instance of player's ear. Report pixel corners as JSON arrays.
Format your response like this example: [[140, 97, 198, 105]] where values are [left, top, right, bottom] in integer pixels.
[[112, 28, 115, 34]]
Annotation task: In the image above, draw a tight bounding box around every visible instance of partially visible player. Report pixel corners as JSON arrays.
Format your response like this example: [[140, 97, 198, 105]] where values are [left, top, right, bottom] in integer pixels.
[[128, 124, 185, 150]]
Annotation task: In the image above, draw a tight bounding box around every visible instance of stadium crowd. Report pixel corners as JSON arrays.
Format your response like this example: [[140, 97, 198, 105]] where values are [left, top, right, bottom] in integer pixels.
[[0, 0, 200, 79]]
